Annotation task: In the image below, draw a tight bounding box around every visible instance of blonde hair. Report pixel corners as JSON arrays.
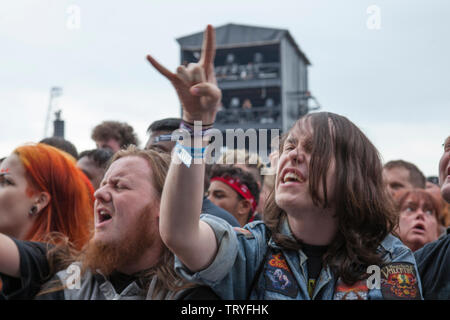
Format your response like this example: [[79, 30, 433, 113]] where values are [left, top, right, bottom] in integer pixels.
[[218, 149, 266, 186], [219, 148, 265, 169]]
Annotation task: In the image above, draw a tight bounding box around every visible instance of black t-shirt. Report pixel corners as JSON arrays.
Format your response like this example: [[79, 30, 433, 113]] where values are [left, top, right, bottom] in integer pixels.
[[108, 272, 139, 294], [414, 228, 450, 300], [0, 238, 50, 300], [302, 243, 328, 298]]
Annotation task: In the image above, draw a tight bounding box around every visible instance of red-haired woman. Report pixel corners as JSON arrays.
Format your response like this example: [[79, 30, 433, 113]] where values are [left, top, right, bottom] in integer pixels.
[[0, 143, 94, 298], [395, 188, 441, 252]]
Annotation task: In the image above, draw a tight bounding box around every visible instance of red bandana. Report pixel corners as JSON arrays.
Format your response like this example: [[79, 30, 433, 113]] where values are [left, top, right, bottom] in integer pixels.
[[211, 176, 257, 213]]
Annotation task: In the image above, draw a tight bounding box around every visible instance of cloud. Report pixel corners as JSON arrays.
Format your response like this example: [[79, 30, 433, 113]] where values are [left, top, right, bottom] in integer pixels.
[[1, 0, 449, 177], [0, 85, 180, 156], [360, 121, 447, 177]]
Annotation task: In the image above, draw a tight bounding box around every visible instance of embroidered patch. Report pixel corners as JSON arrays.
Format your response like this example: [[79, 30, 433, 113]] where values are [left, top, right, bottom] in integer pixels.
[[233, 227, 254, 239], [333, 278, 369, 300], [380, 262, 420, 300], [308, 279, 316, 299], [264, 252, 298, 298]]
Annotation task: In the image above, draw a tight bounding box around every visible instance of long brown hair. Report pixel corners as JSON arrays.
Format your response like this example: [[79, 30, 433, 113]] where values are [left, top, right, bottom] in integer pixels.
[[40, 146, 193, 297], [264, 112, 397, 285]]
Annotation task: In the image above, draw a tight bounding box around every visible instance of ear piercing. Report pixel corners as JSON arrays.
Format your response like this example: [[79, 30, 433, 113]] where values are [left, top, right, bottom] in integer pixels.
[[29, 205, 38, 216]]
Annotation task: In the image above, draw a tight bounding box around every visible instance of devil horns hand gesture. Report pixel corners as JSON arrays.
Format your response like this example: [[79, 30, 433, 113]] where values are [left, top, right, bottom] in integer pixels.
[[147, 25, 221, 125]]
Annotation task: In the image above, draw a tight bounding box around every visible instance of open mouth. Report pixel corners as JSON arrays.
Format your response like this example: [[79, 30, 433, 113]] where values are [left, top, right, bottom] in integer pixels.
[[97, 209, 113, 224], [412, 223, 425, 233], [281, 169, 306, 184]]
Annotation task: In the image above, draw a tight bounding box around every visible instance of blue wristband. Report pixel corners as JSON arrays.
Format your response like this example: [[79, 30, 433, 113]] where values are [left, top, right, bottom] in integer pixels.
[[174, 141, 207, 166]]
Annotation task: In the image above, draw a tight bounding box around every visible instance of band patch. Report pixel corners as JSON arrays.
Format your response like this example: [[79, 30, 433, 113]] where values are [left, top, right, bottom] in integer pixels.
[[233, 227, 254, 239], [264, 252, 298, 298], [381, 262, 420, 300], [333, 279, 369, 300], [308, 279, 316, 299]]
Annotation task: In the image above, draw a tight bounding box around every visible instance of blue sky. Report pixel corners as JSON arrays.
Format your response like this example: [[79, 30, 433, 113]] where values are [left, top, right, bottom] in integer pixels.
[[0, 0, 448, 176]]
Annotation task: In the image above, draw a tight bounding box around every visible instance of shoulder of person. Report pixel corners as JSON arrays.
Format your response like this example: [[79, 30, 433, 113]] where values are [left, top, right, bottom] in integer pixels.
[[233, 220, 268, 239], [11, 238, 50, 258], [201, 198, 240, 227], [415, 232, 450, 262], [378, 233, 414, 262], [34, 274, 65, 300], [376, 235, 423, 300]]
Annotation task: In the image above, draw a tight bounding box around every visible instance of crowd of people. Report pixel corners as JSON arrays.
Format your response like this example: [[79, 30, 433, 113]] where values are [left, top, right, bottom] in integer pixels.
[[0, 25, 448, 300]]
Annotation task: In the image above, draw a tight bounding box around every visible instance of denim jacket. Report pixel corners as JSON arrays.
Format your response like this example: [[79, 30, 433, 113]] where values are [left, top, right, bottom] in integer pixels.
[[174, 214, 423, 300]]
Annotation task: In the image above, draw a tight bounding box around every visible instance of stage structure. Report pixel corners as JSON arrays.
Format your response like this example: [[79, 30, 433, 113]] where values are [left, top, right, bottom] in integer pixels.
[[177, 23, 319, 157]]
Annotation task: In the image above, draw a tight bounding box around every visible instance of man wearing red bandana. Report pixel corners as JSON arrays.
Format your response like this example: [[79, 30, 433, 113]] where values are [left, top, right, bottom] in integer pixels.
[[207, 165, 260, 227]]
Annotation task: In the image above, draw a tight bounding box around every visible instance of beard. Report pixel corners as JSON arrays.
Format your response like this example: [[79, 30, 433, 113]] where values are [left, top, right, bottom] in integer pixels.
[[82, 203, 158, 276]]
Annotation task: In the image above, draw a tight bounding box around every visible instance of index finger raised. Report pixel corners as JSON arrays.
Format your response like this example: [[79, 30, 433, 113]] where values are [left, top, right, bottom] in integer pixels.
[[199, 25, 216, 69]]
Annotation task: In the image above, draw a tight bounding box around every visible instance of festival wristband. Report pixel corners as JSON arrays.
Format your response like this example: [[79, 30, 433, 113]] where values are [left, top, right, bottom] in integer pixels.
[[174, 142, 192, 167], [180, 121, 214, 138], [182, 119, 214, 127], [174, 141, 207, 167]]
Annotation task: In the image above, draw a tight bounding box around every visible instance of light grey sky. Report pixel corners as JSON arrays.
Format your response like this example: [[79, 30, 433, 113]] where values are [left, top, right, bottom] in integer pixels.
[[0, 0, 448, 176]]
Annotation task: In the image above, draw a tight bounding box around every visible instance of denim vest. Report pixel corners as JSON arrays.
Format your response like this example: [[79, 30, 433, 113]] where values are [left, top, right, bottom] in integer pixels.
[[174, 214, 423, 300]]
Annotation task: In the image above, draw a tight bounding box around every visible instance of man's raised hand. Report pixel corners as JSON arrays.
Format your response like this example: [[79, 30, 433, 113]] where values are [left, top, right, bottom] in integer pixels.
[[146, 24, 221, 125]]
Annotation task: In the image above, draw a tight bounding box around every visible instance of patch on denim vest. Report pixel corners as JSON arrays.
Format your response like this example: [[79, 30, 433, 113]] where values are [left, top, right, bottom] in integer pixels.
[[380, 262, 420, 300], [333, 279, 369, 300], [264, 252, 298, 298], [233, 227, 254, 239]]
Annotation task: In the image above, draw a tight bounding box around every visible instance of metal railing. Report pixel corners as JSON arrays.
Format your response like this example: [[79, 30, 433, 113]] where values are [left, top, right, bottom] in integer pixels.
[[215, 106, 281, 125], [215, 62, 280, 82]]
